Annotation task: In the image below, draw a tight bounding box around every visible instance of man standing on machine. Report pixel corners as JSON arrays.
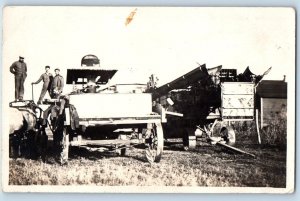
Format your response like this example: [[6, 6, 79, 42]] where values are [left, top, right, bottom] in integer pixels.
[[10, 56, 27, 101], [51, 68, 64, 98], [31, 66, 53, 104]]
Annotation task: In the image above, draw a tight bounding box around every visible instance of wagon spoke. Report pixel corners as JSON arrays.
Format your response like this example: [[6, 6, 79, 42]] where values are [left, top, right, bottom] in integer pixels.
[[145, 123, 163, 163]]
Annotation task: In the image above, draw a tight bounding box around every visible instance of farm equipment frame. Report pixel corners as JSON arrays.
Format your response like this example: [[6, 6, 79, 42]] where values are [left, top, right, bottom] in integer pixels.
[[151, 64, 258, 151], [40, 57, 168, 164], [8, 55, 263, 163]]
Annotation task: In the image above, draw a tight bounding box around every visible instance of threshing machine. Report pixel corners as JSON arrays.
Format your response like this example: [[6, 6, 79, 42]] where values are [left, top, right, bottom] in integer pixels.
[[150, 64, 257, 150]]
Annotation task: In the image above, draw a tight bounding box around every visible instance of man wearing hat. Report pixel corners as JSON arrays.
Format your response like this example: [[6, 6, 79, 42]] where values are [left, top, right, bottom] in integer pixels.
[[51, 68, 64, 98], [32, 66, 53, 104], [10, 56, 27, 101]]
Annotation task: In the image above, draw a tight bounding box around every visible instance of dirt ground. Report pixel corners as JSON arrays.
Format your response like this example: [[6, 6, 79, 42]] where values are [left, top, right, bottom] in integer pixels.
[[8, 139, 286, 187]]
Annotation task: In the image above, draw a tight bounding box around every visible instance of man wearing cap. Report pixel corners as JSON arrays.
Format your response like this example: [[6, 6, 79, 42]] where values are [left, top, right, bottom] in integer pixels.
[[32, 66, 53, 104], [10, 56, 27, 101], [51, 68, 64, 98]]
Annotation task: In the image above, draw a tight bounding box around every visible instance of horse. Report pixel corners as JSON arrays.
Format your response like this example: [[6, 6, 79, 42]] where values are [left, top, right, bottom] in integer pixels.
[[9, 101, 47, 161]]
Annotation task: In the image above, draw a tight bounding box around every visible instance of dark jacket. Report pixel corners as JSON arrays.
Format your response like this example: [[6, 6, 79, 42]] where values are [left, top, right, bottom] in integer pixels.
[[33, 73, 53, 85], [10, 61, 27, 76], [52, 75, 64, 93]]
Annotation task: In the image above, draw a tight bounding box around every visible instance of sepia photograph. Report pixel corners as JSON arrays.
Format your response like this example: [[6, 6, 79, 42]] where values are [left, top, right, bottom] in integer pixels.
[[1, 6, 295, 193]]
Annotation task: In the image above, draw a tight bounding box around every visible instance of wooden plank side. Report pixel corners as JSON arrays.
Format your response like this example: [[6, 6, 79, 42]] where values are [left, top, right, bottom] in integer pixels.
[[69, 93, 152, 118], [222, 94, 254, 108], [262, 98, 287, 126], [221, 82, 254, 95], [221, 82, 254, 120], [222, 108, 254, 118]]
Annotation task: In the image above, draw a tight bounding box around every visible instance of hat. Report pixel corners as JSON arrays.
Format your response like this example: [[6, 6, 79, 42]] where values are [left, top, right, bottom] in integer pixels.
[[19, 56, 24, 59], [54, 68, 60, 71], [45, 66, 50, 69]]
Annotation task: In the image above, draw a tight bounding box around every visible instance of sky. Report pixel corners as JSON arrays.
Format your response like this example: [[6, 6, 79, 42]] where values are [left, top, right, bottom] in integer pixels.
[[2, 7, 295, 101]]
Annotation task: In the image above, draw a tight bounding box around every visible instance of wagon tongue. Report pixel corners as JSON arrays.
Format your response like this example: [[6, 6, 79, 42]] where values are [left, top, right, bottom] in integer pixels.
[[66, 69, 118, 85]]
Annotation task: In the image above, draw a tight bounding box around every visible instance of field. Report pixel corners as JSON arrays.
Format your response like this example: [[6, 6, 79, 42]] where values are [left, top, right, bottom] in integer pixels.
[[9, 138, 286, 187]]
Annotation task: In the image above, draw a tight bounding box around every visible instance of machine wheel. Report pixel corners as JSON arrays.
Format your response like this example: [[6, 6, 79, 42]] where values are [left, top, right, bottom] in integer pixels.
[[183, 129, 196, 151], [59, 127, 69, 165], [120, 148, 126, 156], [145, 123, 164, 163], [209, 120, 236, 145], [220, 125, 236, 145]]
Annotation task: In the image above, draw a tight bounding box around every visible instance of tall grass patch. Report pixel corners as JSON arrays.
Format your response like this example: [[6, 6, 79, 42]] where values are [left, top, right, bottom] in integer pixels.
[[230, 113, 287, 146], [260, 116, 287, 146]]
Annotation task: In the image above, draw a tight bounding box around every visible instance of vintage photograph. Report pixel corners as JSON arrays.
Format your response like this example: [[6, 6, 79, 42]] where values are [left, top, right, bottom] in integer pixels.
[[2, 7, 295, 193]]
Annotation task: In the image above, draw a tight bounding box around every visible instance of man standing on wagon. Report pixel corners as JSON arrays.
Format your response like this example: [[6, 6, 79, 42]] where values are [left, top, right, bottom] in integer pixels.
[[31, 66, 53, 104], [10, 56, 27, 101], [40, 68, 64, 127]]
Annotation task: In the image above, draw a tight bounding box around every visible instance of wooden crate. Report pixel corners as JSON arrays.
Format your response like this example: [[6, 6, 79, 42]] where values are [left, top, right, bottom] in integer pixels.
[[221, 82, 254, 120]]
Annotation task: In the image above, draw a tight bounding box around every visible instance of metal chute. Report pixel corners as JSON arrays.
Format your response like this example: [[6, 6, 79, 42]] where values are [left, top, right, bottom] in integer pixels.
[[66, 69, 117, 85]]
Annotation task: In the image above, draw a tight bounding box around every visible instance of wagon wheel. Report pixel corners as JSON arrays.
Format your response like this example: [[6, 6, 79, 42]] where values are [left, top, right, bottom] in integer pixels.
[[59, 127, 69, 165], [209, 121, 236, 145], [145, 122, 164, 163], [220, 125, 236, 145]]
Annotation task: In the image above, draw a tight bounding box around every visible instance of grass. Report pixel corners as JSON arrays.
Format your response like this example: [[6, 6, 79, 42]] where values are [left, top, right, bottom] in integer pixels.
[[9, 141, 286, 187], [231, 116, 287, 147], [8, 112, 287, 187], [261, 117, 287, 146]]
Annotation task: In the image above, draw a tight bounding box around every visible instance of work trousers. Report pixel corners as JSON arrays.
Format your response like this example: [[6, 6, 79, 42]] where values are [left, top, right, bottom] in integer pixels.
[[14, 74, 26, 100], [38, 82, 52, 102]]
